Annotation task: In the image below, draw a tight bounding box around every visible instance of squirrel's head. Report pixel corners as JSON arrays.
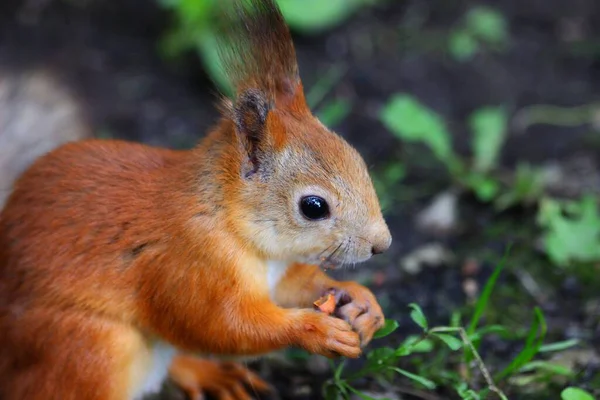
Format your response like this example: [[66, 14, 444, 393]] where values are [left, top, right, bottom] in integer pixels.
[[215, 0, 391, 268], [225, 90, 392, 268]]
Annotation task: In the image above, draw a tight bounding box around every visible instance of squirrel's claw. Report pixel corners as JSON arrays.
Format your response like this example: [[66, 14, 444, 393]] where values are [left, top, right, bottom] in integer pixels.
[[329, 283, 385, 347], [169, 355, 271, 400]]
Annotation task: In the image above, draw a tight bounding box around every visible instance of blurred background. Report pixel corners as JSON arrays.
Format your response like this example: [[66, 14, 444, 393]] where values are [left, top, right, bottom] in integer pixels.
[[0, 0, 599, 399]]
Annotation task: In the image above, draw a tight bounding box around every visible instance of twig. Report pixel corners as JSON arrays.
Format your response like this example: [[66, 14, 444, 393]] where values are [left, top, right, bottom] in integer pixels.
[[430, 327, 509, 400]]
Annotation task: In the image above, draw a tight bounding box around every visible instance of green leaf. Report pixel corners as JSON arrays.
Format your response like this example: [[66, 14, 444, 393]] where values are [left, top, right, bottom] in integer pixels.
[[465, 7, 508, 45], [494, 163, 547, 210], [380, 94, 455, 164], [449, 29, 479, 61], [159, 0, 215, 23], [412, 337, 435, 353], [181, 0, 215, 23], [518, 360, 574, 376], [450, 310, 462, 328], [463, 173, 500, 202], [434, 333, 462, 350], [455, 382, 482, 400], [367, 347, 395, 362], [395, 336, 434, 356], [277, 0, 366, 34], [323, 382, 341, 400], [384, 163, 406, 183], [537, 195, 600, 266], [468, 246, 510, 335], [539, 339, 580, 353], [561, 387, 595, 400], [373, 319, 399, 339], [408, 303, 428, 330], [388, 367, 437, 389], [317, 98, 352, 127], [363, 347, 396, 376], [469, 106, 508, 173], [472, 324, 513, 339]]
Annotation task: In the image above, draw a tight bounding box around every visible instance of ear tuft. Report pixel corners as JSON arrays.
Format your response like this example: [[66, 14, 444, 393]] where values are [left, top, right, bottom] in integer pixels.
[[213, 0, 303, 110], [234, 89, 270, 140], [234, 89, 273, 178]]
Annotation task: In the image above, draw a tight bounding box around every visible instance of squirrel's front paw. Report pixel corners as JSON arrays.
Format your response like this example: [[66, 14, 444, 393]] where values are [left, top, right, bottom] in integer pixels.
[[294, 310, 361, 359], [326, 282, 385, 347]]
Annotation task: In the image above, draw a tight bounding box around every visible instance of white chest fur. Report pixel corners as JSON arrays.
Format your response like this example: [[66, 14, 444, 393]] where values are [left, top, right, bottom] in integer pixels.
[[131, 341, 178, 400], [266, 260, 290, 300]]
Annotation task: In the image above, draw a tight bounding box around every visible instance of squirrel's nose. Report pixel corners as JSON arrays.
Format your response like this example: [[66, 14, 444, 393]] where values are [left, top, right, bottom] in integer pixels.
[[372, 244, 387, 255], [370, 224, 392, 255], [371, 240, 391, 255]]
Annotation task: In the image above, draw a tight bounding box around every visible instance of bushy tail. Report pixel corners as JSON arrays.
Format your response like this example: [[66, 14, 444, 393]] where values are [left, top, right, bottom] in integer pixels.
[[0, 69, 91, 207]]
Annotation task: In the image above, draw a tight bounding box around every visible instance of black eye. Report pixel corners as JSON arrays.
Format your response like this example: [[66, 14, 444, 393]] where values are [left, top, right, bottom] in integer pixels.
[[300, 196, 330, 220]]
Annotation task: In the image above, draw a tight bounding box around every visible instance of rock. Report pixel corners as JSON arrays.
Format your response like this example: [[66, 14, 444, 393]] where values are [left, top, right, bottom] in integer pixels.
[[462, 278, 479, 300], [542, 156, 600, 198], [306, 354, 330, 375], [400, 243, 454, 275], [550, 348, 600, 370], [0, 69, 91, 207], [416, 189, 459, 235]]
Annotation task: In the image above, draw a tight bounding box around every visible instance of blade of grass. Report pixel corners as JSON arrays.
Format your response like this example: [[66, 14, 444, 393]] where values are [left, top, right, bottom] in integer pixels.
[[518, 360, 574, 376], [343, 384, 379, 400], [387, 366, 437, 389], [468, 244, 512, 335], [495, 307, 547, 381], [539, 339, 579, 353]]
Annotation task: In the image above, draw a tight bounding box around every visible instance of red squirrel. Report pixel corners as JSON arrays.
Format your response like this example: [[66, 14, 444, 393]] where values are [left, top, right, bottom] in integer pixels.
[[0, 1, 392, 399]]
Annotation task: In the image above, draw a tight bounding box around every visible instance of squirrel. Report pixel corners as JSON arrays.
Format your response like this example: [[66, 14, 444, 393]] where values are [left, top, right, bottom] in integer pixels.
[[0, 0, 392, 399]]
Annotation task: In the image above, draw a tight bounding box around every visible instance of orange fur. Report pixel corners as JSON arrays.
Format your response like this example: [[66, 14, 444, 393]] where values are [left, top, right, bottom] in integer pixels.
[[0, 0, 391, 398], [275, 263, 385, 345], [169, 355, 271, 400]]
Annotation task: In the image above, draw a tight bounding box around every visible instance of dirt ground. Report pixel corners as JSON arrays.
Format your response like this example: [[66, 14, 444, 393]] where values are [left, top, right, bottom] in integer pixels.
[[1, 0, 599, 399]]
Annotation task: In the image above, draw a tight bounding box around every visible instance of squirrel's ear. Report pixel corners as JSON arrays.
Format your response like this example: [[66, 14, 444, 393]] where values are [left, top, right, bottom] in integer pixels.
[[234, 89, 274, 178]]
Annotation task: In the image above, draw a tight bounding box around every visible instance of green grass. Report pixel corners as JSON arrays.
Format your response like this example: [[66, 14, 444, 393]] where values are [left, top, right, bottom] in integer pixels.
[[321, 245, 595, 399]]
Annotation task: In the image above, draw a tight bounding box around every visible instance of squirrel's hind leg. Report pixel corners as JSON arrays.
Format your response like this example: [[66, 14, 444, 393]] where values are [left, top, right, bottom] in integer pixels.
[[0, 308, 144, 400], [168, 354, 271, 400]]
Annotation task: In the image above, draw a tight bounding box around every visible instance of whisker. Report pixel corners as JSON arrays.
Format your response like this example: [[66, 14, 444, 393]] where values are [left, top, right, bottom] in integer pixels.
[[317, 243, 336, 259], [320, 240, 344, 269]]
